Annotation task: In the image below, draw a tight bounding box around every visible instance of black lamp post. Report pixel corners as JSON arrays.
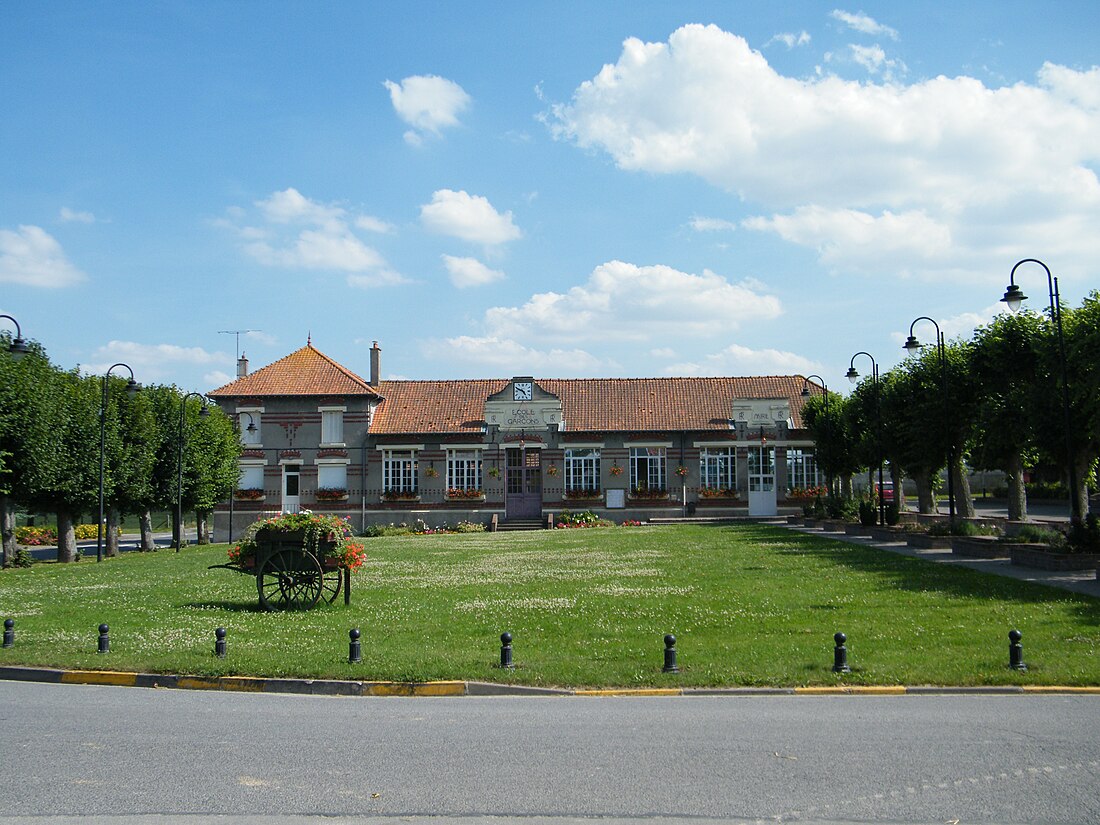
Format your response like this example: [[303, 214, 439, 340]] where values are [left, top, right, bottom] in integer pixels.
[[98, 363, 141, 563], [846, 352, 885, 526], [903, 317, 956, 524], [176, 393, 210, 551], [801, 374, 830, 493], [0, 315, 29, 361], [227, 412, 257, 544], [999, 258, 1080, 524]]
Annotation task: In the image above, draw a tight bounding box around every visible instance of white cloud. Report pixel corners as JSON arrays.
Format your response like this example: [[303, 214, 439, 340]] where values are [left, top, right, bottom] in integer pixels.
[[204, 370, 233, 387], [830, 10, 898, 40], [0, 225, 86, 287], [420, 189, 522, 246], [421, 335, 608, 376], [442, 255, 505, 288], [484, 260, 782, 342], [665, 343, 820, 377], [225, 188, 406, 284], [690, 216, 738, 232], [384, 74, 470, 144], [355, 215, 397, 234], [550, 24, 1100, 281], [766, 31, 811, 49], [59, 207, 96, 224], [85, 341, 230, 384]]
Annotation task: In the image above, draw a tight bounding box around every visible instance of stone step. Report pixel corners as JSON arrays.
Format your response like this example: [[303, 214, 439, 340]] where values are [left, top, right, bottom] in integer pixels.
[[496, 519, 545, 531]]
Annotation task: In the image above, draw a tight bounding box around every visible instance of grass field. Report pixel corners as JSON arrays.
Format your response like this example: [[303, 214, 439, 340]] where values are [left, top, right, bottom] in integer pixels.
[[1, 524, 1097, 687]]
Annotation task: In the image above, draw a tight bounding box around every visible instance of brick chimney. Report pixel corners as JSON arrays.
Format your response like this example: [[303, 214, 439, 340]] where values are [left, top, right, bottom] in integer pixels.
[[237, 353, 249, 378], [370, 341, 381, 386]]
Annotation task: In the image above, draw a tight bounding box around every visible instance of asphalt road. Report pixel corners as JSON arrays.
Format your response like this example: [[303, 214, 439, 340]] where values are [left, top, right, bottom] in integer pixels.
[[0, 681, 1097, 824]]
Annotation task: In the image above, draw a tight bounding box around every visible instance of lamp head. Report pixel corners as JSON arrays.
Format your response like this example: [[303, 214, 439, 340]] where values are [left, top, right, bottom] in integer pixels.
[[800, 385, 810, 397], [198, 404, 210, 418], [1001, 283, 1026, 313], [7, 337, 29, 361], [845, 366, 859, 384], [903, 334, 921, 354], [125, 379, 142, 398]]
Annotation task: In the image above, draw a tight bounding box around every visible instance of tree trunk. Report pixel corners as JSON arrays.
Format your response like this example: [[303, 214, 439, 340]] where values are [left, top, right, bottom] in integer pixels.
[[890, 465, 904, 511], [56, 508, 77, 563], [840, 474, 854, 499], [1, 494, 15, 568], [172, 508, 182, 549], [913, 469, 935, 514], [105, 507, 120, 558], [1005, 453, 1028, 522], [139, 510, 157, 551], [953, 460, 975, 518], [196, 511, 209, 545], [1072, 452, 1092, 523]]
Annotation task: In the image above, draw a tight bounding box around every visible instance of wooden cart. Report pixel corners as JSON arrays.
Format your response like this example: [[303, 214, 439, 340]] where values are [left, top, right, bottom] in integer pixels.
[[212, 528, 351, 611]]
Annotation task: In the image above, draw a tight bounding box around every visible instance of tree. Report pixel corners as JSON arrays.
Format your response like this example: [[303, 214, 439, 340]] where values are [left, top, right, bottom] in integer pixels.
[[801, 391, 860, 495], [178, 400, 238, 545], [968, 311, 1043, 520]]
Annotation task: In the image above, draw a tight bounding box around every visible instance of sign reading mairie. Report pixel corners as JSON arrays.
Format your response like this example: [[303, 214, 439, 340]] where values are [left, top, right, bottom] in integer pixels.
[[485, 377, 564, 431], [731, 398, 792, 427]]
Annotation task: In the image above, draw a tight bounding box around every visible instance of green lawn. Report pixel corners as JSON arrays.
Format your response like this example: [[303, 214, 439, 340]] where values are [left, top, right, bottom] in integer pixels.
[[1, 524, 1097, 687]]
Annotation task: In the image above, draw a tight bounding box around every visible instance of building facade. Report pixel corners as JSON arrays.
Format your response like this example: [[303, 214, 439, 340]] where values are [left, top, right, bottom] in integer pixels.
[[208, 342, 823, 539]]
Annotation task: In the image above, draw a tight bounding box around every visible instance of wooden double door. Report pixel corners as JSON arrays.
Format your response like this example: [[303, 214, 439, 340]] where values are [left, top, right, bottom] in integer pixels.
[[505, 447, 542, 519]]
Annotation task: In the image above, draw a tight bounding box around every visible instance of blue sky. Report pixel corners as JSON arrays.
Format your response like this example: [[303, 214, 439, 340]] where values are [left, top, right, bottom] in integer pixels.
[[2, 2, 1098, 395]]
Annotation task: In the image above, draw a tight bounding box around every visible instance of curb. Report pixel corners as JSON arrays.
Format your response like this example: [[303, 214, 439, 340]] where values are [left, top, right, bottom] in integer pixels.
[[3, 666, 1099, 697]]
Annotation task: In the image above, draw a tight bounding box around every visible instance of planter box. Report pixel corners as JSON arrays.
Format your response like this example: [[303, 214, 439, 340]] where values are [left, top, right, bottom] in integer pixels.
[[1010, 547, 1100, 572], [819, 520, 849, 532], [951, 536, 1011, 559], [315, 495, 349, 503], [906, 533, 954, 550], [867, 526, 905, 542], [844, 523, 873, 536]]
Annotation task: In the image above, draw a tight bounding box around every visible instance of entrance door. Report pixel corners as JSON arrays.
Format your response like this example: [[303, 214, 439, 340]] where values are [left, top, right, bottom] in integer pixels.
[[282, 464, 301, 514], [747, 446, 777, 516], [505, 447, 542, 519]]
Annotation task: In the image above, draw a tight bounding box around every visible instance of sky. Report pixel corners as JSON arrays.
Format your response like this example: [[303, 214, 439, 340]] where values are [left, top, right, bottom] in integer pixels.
[[2, 2, 1099, 396]]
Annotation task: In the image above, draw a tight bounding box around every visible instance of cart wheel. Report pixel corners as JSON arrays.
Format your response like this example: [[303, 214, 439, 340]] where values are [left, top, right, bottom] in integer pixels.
[[257, 549, 323, 611], [321, 565, 343, 604]]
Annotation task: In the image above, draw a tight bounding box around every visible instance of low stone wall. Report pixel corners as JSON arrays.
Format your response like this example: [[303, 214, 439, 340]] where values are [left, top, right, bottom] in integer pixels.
[[1010, 547, 1100, 572], [950, 536, 1012, 559]]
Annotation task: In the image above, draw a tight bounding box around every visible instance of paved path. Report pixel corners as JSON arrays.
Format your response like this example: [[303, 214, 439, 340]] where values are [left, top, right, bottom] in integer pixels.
[[780, 522, 1100, 599]]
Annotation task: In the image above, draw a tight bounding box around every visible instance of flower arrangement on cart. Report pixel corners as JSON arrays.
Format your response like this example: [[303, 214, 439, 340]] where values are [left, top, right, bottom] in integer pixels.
[[216, 511, 366, 611]]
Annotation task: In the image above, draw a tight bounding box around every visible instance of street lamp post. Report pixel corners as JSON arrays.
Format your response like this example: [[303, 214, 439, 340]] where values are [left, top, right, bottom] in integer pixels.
[[227, 412, 257, 544], [176, 393, 210, 551], [846, 352, 886, 526], [801, 374, 830, 494], [98, 363, 141, 563], [1, 315, 28, 570], [903, 317, 956, 524], [999, 258, 1080, 524]]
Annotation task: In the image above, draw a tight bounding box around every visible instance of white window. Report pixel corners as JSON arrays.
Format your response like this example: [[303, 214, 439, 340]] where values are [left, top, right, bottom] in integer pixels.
[[239, 412, 261, 445], [629, 447, 666, 493], [699, 447, 736, 492], [446, 449, 482, 493], [320, 408, 344, 446], [317, 463, 348, 491], [239, 464, 264, 491], [565, 448, 601, 494], [383, 450, 418, 494], [786, 449, 822, 491]]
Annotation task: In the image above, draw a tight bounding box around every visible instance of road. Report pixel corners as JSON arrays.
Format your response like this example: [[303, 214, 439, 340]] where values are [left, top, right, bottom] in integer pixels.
[[0, 681, 1097, 823], [19, 531, 196, 562]]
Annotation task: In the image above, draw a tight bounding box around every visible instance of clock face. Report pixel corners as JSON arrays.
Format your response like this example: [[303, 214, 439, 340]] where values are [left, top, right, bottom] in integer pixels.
[[513, 381, 533, 401]]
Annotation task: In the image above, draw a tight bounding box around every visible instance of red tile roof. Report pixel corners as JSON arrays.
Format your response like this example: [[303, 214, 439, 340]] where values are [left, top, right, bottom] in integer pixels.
[[208, 344, 381, 399], [370, 376, 811, 434]]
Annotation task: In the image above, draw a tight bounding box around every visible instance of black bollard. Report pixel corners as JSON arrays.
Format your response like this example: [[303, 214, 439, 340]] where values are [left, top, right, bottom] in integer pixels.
[[215, 627, 227, 658], [1008, 629, 1027, 672], [832, 632, 851, 673], [349, 628, 362, 664], [662, 634, 679, 673], [97, 623, 110, 655], [3, 619, 13, 648], [499, 631, 514, 669]]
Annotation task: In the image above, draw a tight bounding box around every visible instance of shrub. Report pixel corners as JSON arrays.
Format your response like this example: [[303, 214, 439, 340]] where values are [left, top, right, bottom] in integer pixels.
[[556, 509, 613, 528], [1010, 524, 1067, 548], [3, 547, 34, 568], [454, 520, 486, 533], [858, 499, 877, 526], [929, 520, 1000, 537], [885, 502, 900, 526], [1066, 515, 1100, 554], [825, 495, 858, 521]]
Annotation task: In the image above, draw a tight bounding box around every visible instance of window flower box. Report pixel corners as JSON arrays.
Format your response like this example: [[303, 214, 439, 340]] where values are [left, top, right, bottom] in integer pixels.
[[629, 486, 669, 501], [234, 488, 265, 501], [564, 488, 602, 501], [698, 487, 739, 500], [381, 490, 420, 503], [447, 487, 486, 501], [315, 487, 349, 502]]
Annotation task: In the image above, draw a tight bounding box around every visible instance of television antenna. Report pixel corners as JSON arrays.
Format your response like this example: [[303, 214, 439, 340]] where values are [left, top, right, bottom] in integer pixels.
[[218, 329, 262, 361]]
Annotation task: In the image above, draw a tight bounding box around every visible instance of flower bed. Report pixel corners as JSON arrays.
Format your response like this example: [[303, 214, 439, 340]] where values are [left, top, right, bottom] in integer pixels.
[[951, 536, 1013, 559]]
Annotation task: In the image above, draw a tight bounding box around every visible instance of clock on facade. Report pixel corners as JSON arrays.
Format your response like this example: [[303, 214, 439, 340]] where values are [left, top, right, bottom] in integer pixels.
[[513, 381, 533, 401]]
